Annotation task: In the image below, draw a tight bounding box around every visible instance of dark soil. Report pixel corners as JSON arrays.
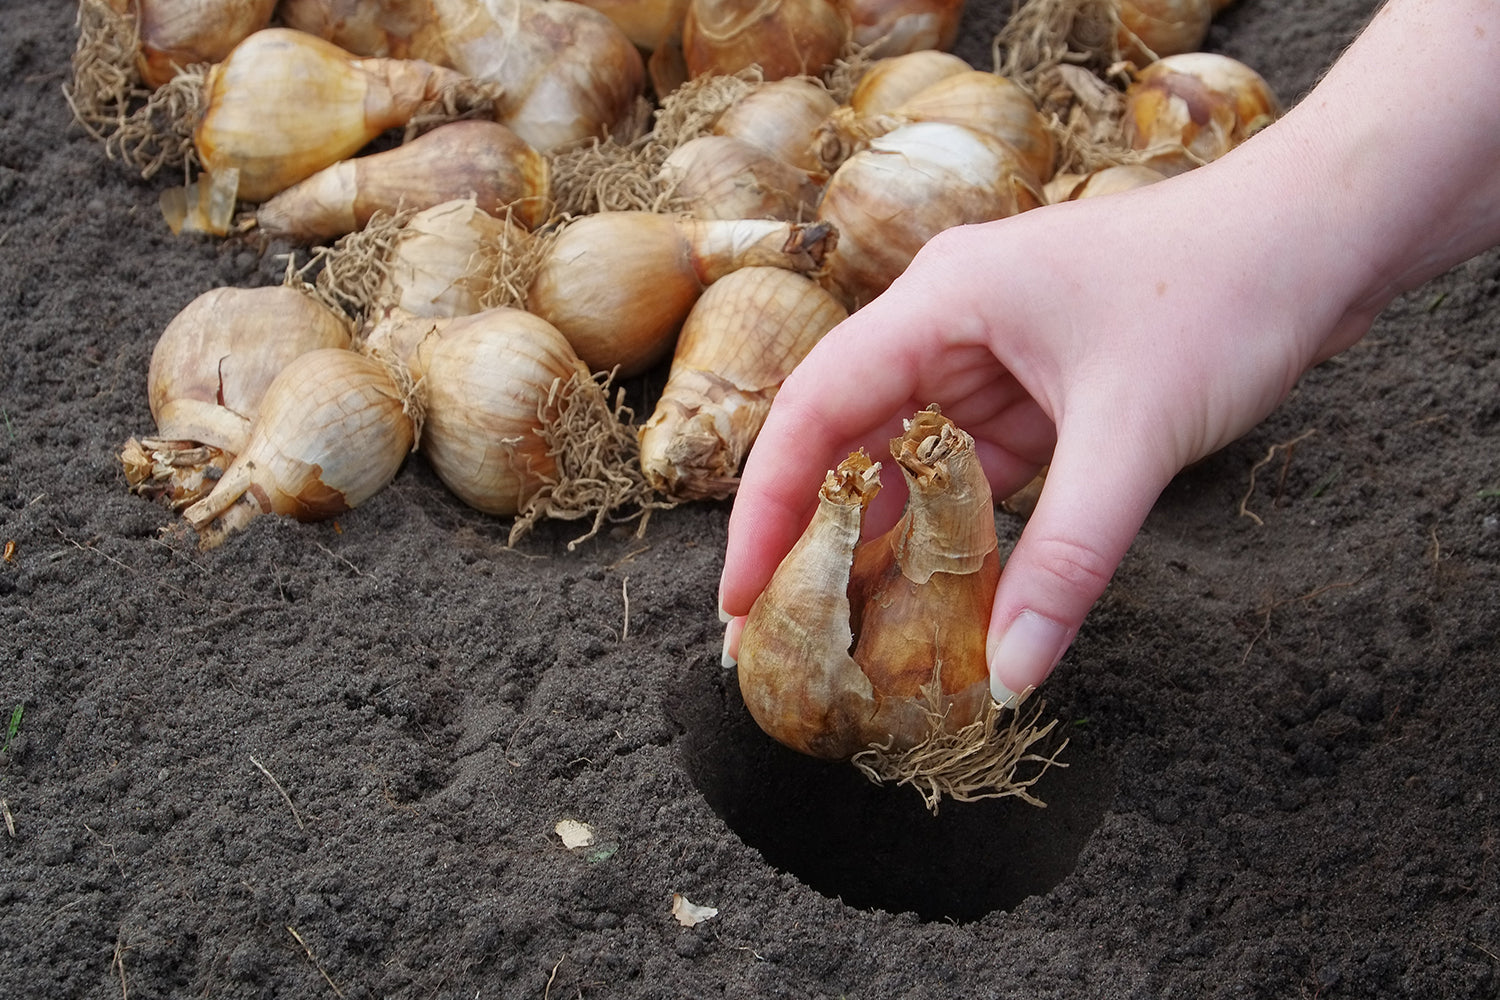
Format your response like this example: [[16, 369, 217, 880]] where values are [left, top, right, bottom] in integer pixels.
[[3, 1, 1498, 997]]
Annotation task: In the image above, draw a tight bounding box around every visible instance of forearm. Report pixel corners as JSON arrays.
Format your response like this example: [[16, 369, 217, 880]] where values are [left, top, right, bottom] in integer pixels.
[[1241, 0, 1500, 359]]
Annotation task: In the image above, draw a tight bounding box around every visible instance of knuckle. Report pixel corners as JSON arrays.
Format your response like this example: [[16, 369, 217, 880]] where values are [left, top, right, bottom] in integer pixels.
[[1023, 533, 1117, 601]]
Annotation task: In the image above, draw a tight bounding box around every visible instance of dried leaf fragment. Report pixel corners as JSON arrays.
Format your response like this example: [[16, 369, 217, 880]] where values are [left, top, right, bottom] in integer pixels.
[[671, 893, 718, 927]]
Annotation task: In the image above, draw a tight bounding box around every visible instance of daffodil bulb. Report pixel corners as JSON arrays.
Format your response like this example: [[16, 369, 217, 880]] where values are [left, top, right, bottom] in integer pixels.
[[712, 76, 838, 176], [837, 0, 966, 57], [158, 27, 501, 236], [736, 406, 1066, 809], [254, 120, 550, 244], [364, 308, 658, 544], [819, 69, 1055, 183], [121, 286, 353, 508], [430, 0, 647, 152], [639, 267, 847, 500], [373, 198, 536, 319], [682, 0, 850, 81], [201, 28, 498, 203], [1115, 0, 1213, 64], [738, 407, 998, 758], [1122, 51, 1279, 174], [526, 212, 835, 376], [181, 348, 417, 547], [817, 120, 1042, 309], [845, 48, 969, 117], [659, 134, 824, 220]]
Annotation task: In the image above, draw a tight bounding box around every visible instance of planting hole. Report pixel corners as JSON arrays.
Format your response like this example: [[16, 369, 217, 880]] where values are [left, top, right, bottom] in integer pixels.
[[668, 663, 1114, 923]]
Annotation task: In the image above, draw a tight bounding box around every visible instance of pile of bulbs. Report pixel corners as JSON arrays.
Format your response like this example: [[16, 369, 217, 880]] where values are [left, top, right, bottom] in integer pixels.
[[84, 0, 1276, 795]]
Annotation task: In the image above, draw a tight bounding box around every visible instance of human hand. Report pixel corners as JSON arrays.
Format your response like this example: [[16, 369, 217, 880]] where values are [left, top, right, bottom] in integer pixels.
[[718, 143, 1375, 704], [720, 0, 1500, 706]]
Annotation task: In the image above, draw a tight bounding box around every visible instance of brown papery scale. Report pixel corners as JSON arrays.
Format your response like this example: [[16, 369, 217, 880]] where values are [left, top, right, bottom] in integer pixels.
[[364, 308, 660, 545], [181, 348, 418, 548], [278, 0, 451, 63], [1122, 51, 1279, 175], [526, 212, 836, 377], [817, 120, 1041, 310], [120, 286, 353, 509], [154, 27, 500, 236], [682, 0, 850, 82], [845, 49, 969, 117], [429, 0, 647, 153], [838, 0, 966, 57], [638, 267, 847, 500], [737, 406, 1065, 811], [254, 120, 551, 244]]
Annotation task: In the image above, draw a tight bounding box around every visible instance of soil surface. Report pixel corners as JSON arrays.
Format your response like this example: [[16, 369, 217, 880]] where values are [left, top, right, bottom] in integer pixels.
[[4, 1, 1498, 997]]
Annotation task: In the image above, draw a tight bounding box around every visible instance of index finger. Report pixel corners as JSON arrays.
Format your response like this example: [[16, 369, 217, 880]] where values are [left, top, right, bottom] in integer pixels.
[[719, 272, 961, 618]]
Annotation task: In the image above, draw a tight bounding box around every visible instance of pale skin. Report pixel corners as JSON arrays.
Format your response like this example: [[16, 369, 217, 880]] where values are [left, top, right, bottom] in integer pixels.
[[719, 0, 1500, 704]]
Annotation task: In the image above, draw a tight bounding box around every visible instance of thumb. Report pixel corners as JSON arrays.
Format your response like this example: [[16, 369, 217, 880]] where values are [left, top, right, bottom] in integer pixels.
[[986, 424, 1175, 705]]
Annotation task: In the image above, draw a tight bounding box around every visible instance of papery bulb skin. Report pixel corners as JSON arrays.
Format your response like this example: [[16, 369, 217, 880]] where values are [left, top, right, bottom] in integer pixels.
[[1043, 162, 1165, 203], [574, 0, 693, 50], [255, 120, 551, 244], [126, 284, 351, 508], [817, 120, 1041, 309], [147, 285, 354, 451], [847, 48, 969, 116], [660, 134, 824, 220], [195, 28, 491, 202], [278, 0, 451, 62], [737, 450, 885, 759], [133, 0, 278, 88], [682, 0, 850, 81], [1122, 51, 1279, 175], [845, 408, 998, 724], [526, 212, 836, 376], [738, 407, 1001, 759], [389, 310, 585, 515], [838, 0, 966, 57], [373, 198, 535, 319], [712, 77, 838, 176], [1115, 0, 1213, 65], [639, 267, 847, 500], [821, 70, 1055, 182], [431, 0, 647, 152], [181, 348, 415, 546]]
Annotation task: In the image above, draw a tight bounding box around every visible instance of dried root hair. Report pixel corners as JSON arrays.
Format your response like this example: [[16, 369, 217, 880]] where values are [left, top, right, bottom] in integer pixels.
[[476, 211, 553, 312], [852, 685, 1069, 816], [102, 67, 205, 181], [288, 208, 416, 326], [64, 0, 144, 131], [508, 371, 674, 550], [548, 70, 760, 217], [990, 0, 1142, 176]]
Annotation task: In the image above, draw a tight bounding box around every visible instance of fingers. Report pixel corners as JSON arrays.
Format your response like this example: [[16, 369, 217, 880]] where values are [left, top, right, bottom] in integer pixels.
[[719, 282, 950, 618], [985, 417, 1177, 704]]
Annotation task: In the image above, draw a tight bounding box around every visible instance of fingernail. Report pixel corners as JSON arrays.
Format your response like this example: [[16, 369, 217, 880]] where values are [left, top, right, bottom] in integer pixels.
[[717, 603, 731, 624], [720, 617, 743, 670], [989, 609, 1070, 705]]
